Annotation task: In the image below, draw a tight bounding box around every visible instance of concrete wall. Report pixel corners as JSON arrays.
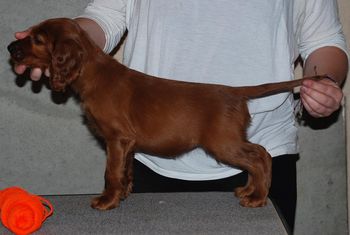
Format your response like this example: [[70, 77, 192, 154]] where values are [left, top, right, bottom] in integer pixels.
[[0, 0, 105, 195], [339, 0, 350, 233], [295, 112, 347, 234], [0, 0, 348, 234]]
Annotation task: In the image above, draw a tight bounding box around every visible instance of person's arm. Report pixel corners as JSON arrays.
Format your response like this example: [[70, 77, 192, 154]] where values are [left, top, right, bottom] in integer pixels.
[[296, 0, 349, 117], [74, 18, 106, 50], [301, 46, 348, 117], [77, 0, 127, 53]]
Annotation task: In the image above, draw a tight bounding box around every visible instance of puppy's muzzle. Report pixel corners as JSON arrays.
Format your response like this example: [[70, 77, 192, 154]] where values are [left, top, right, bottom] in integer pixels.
[[7, 39, 27, 62]]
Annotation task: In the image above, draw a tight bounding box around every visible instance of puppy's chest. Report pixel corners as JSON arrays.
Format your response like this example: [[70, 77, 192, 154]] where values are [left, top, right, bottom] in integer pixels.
[[82, 104, 103, 136]]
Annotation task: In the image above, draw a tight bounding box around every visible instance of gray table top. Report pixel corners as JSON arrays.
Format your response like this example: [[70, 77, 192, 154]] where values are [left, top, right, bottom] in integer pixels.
[[0, 192, 286, 235]]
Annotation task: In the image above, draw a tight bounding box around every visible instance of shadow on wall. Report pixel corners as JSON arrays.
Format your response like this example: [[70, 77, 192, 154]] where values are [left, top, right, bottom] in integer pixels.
[[294, 92, 341, 130], [11, 65, 108, 151], [13, 68, 74, 104], [300, 109, 341, 130]]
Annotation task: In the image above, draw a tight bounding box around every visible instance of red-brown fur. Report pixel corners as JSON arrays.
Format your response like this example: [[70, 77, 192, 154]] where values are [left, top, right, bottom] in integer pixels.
[[8, 18, 327, 210]]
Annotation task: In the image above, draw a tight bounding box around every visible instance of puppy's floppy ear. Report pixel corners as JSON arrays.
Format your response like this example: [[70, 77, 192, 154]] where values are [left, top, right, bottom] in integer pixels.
[[50, 39, 84, 92]]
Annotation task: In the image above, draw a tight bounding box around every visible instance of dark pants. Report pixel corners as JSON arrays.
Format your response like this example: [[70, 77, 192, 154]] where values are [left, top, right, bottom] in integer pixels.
[[132, 154, 298, 234]]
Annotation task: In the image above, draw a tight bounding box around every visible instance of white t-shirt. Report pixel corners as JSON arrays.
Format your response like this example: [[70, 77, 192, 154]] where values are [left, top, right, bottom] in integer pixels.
[[80, 0, 348, 180]]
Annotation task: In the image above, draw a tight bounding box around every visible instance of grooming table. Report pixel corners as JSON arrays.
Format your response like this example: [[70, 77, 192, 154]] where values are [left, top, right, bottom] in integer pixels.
[[0, 192, 287, 234]]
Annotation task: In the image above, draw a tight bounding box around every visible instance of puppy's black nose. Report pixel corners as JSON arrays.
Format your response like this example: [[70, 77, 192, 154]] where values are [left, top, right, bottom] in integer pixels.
[[7, 41, 24, 61], [7, 41, 18, 54]]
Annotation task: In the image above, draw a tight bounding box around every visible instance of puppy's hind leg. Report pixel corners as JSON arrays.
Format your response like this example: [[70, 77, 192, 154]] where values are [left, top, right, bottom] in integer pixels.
[[206, 142, 272, 208], [234, 143, 272, 207]]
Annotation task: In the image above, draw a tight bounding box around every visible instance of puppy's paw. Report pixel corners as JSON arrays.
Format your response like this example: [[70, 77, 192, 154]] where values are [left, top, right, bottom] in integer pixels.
[[239, 195, 267, 208], [91, 194, 120, 210], [234, 185, 254, 199]]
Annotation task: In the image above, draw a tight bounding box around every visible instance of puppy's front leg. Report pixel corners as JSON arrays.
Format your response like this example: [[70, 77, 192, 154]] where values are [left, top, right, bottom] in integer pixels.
[[91, 137, 135, 210]]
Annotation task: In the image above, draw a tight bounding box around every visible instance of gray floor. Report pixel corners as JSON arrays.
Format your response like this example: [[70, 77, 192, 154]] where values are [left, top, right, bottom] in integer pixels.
[[0, 192, 286, 235]]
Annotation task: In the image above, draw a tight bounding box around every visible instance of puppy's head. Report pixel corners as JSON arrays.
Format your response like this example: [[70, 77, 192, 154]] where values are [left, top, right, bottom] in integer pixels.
[[8, 18, 87, 92]]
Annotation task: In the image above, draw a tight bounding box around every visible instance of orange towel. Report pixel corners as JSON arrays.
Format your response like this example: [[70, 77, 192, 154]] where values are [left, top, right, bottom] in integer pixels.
[[0, 187, 53, 235]]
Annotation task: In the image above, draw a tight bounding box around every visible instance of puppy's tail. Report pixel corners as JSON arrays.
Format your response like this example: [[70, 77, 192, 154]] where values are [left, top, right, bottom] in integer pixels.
[[235, 75, 328, 99]]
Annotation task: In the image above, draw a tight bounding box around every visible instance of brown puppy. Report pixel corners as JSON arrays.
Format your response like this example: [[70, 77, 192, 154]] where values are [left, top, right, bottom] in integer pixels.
[[8, 18, 326, 210]]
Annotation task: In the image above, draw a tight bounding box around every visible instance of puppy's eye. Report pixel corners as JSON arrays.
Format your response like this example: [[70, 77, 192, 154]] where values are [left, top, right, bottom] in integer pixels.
[[33, 35, 45, 45]]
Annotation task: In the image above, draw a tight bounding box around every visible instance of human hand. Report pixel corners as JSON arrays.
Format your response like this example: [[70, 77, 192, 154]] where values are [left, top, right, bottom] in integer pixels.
[[13, 29, 50, 81], [300, 78, 343, 118]]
